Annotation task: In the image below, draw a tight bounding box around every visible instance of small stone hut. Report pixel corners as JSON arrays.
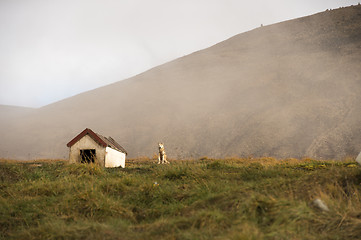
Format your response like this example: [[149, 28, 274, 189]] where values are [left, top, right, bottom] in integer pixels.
[[66, 128, 127, 168]]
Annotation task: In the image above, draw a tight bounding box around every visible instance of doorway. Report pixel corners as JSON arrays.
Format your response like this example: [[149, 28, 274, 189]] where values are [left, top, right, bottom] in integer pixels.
[[80, 149, 96, 163]]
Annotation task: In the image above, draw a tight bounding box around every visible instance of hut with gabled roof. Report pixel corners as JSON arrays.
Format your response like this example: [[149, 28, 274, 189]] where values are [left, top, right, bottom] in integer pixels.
[[66, 128, 127, 168]]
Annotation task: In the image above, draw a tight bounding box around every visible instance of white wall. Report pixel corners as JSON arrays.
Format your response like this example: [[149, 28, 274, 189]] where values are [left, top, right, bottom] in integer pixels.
[[105, 147, 126, 168], [356, 152, 361, 165]]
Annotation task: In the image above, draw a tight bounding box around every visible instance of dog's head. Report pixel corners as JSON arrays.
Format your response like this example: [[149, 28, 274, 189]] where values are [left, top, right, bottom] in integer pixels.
[[158, 143, 164, 149]]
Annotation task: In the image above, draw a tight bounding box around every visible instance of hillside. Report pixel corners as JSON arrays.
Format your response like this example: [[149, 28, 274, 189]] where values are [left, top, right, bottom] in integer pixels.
[[0, 105, 33, 120], [1, 159, 361, 239], [1, 5, 361, 159]]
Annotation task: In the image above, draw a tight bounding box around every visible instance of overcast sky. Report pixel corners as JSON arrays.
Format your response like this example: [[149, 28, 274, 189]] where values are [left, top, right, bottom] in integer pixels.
[[0, 0, 359, 108]]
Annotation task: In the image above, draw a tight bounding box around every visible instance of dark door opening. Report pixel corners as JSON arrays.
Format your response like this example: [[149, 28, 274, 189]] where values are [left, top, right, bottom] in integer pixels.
[[80, 149, 96, 163]]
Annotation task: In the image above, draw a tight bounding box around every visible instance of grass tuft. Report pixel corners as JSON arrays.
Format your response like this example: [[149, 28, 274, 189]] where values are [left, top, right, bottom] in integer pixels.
[[1, 158, 361, 239]]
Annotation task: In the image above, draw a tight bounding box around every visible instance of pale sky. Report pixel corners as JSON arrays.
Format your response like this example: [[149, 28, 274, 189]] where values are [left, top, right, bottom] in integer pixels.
[[0, 0, 359, 108]]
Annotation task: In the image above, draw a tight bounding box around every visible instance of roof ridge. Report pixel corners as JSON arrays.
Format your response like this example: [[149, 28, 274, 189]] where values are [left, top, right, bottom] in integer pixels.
[[67, 128, 127, 155]]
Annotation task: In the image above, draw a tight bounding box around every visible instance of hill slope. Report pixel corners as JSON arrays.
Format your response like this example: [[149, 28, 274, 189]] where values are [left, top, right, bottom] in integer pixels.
[[0, 105, 34, 121], [1, 5, 361, 159], [1, 159, 361, 239]]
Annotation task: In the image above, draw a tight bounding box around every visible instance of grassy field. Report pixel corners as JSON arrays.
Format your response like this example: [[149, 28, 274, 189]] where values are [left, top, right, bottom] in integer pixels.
[[1, 158, 361, 240]]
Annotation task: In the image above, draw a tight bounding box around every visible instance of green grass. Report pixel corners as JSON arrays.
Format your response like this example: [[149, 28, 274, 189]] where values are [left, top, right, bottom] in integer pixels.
[[1, 158, 361, 239]]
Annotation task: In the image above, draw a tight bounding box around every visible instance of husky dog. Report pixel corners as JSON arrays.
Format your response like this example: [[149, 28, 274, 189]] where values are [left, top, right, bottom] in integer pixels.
[[158, 143, 169, 164]]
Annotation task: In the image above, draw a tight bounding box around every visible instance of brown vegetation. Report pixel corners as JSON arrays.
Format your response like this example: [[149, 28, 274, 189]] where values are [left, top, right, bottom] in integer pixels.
[[1, 158, 361, 239]]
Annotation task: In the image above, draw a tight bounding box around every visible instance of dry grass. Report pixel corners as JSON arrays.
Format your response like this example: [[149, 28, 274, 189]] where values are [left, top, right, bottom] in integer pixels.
[[1, 158, 361, 239]]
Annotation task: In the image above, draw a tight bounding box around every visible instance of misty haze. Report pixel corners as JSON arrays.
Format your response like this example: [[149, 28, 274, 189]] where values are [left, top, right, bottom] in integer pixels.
[[1, 5, 361, 160], [3, 2, 361, 239]]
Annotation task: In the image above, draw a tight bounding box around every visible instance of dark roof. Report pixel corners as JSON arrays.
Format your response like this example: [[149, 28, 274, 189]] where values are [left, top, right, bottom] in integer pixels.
[[95, 133, 128, 155], [66, 128, 127, 155]]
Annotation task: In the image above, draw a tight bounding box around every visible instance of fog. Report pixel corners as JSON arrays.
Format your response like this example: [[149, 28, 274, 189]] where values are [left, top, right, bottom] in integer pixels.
[[0, 0, 359, 107], [1, 4, 361, 160]]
